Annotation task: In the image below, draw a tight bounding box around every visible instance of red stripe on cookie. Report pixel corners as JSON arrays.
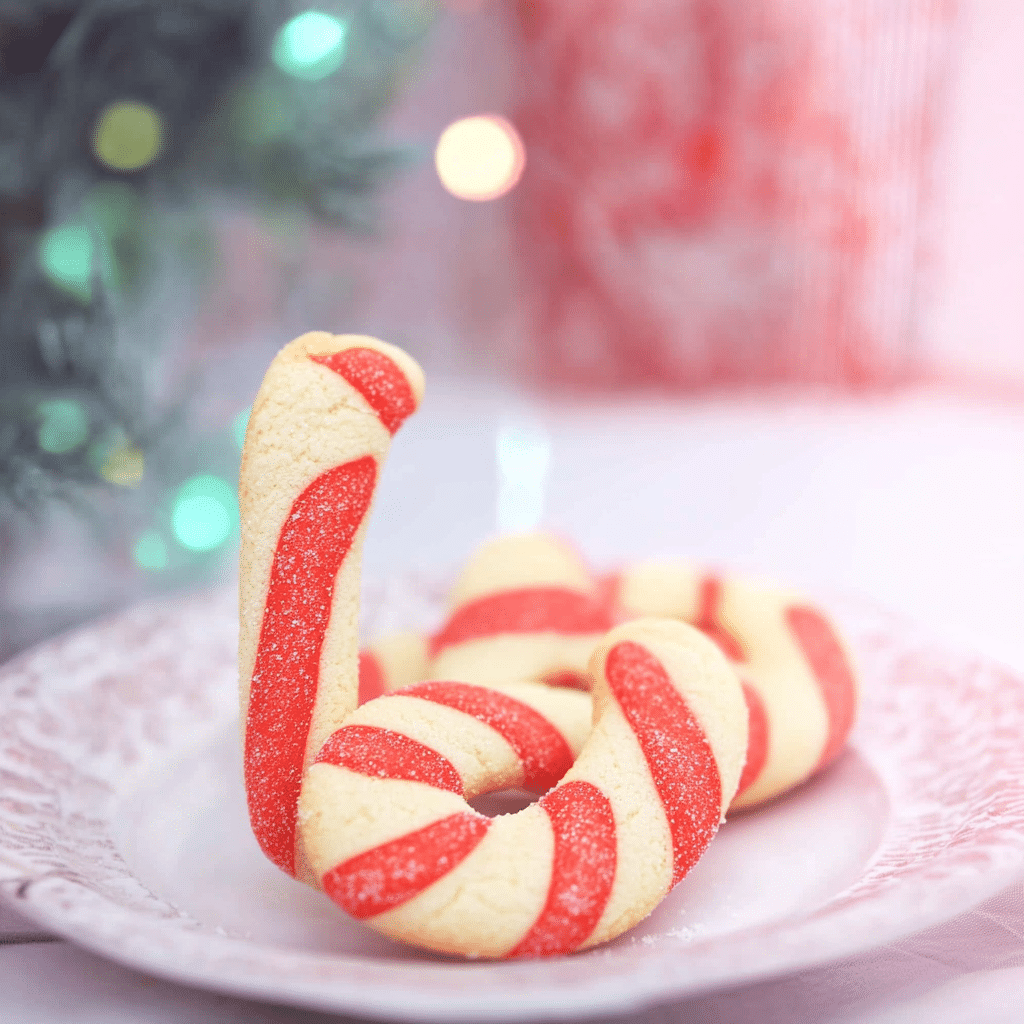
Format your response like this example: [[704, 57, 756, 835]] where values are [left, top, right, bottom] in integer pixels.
[[315, 724, 464, 795], [311, 347, 416, 435], [605, 641, 723, 886], [404, 681, 574, 793], [244, 455, 377, 876], [695, 575, 746, 663], [786, 606, 858, 771], [322, 812, 491, 919], [506, 780, 616, 958], [735, 681, 770, 799], [541, 668, 592, 691], [357, 650, 386, 705], [430, 586, 613, 657]]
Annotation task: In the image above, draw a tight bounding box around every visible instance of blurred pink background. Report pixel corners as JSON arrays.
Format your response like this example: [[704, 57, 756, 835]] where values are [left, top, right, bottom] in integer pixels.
[[192, 0, 1024, 392], [925, 0, 1024, 389]]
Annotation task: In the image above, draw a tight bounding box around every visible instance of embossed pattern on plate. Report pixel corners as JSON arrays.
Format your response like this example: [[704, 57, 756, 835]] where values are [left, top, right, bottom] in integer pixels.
[[2, 584, 1024, 1022]]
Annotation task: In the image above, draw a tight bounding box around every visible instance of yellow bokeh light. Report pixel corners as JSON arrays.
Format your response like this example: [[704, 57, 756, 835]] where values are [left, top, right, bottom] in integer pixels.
[[100, 445, 144, 487], [435, 115, 525, 202], [93, 101, 164, 172]]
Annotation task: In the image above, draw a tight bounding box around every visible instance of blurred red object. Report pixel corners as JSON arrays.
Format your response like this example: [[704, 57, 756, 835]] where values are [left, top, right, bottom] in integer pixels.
[[513, 0, 959, 389]]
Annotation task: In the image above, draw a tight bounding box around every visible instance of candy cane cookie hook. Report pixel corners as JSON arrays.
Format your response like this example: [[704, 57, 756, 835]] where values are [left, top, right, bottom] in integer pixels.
[[239, 332, 424, 880], [613, 562, 859, 810], [299, 618, 747, 958]]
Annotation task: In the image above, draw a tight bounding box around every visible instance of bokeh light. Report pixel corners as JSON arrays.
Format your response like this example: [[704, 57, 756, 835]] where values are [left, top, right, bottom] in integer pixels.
[[232, 406, 251, 450], [435, 115, 525, 201], [92, 100, 164, 172], [37, 399, 89, 454], [272, 11, 348, 81], [38, 224, 93, 301], [99, 445, 145, 487], [496, 418, 550, 534], [172, 475, 237, 552], [133, 531, 168, 570]]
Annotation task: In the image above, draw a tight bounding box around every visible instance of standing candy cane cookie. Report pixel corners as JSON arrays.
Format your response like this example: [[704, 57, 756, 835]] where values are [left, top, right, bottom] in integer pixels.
[[239, 332, 424, 881], [300, 618, 747, 958], [614, 563, 859, 810]]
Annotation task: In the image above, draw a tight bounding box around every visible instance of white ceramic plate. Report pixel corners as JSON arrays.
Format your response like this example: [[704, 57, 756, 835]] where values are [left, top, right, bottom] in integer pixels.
[[2, 584, 1024, 1022]]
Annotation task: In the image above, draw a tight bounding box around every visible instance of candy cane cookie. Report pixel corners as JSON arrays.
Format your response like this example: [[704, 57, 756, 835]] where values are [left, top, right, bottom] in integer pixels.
[[428, 532, 615, 691], [239, 332, 424, 881], [613, 563, 859, 810], [299, 618, 747, 958]]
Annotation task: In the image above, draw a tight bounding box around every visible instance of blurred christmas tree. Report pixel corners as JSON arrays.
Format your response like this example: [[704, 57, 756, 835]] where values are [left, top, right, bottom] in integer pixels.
[[0, 0, 433, 619]]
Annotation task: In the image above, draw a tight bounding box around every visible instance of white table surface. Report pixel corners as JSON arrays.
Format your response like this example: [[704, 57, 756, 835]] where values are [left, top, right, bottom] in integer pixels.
[[4, 381, 1024, 1023]]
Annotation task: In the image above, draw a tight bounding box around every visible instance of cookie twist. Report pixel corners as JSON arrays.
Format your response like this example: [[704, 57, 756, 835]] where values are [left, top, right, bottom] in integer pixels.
[[300, 619, 747, 958]]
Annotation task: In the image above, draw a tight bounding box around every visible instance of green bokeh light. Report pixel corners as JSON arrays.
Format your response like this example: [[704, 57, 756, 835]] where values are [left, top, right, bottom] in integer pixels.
[[92, 100, 163, 171], [272, 11, 348, 81], [39, 225, 93, 301], [134, 531, 168, 570], [172, 474, 237, 552], [232, 406, 251, 450], [37, 399, 89, 454]]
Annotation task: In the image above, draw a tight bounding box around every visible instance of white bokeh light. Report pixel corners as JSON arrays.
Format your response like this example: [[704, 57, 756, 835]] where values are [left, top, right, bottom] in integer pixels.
[[496, 418, 551, 534], [435, 115, 525, 202]]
